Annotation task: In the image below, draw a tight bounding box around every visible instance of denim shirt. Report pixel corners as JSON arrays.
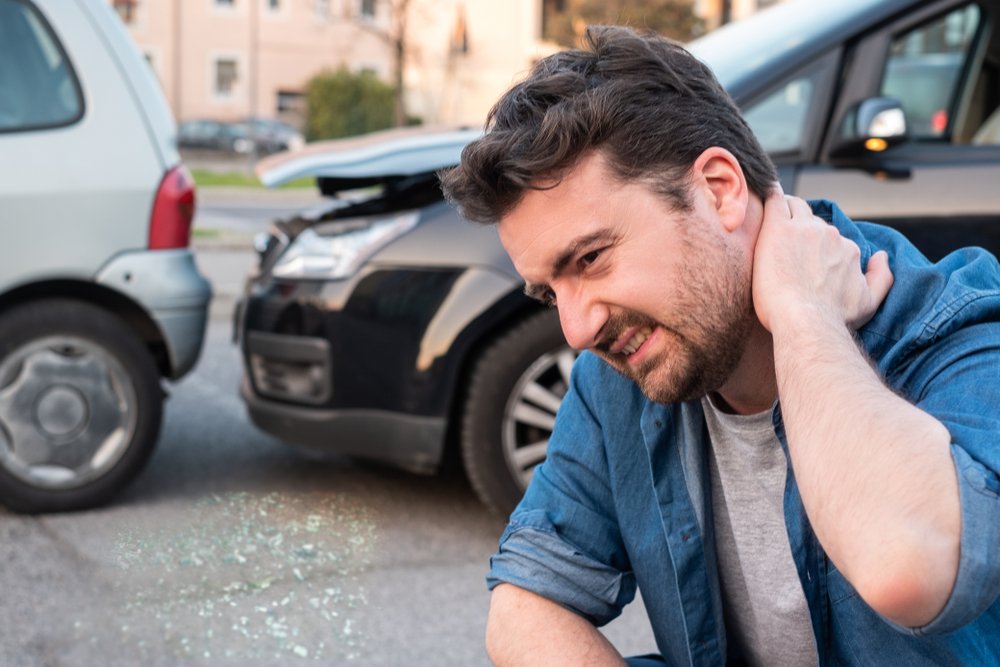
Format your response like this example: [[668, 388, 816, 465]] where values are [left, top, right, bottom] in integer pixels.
[[487, 201, 1000, 666]]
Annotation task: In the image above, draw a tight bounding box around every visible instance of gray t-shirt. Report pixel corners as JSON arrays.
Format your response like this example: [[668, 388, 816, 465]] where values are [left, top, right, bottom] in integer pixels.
[[701, 394, 818, 667]]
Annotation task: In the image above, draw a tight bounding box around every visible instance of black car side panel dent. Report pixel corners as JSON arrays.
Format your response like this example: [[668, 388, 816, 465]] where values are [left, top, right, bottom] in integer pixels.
[[407, 271, 541, 418], [337, 269, 461, 413]]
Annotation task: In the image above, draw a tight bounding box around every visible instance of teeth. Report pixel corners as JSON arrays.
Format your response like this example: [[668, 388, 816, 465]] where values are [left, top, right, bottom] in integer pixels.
[[622, 326, 653, 356]]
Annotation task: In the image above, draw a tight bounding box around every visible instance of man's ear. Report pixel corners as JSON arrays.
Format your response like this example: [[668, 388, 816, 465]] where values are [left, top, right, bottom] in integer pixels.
[[691, 147, 749, 233]]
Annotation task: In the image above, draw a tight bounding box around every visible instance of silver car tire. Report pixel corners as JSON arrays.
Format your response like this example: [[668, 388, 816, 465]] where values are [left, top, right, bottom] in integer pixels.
[[0, 299, 162, 513], [460, 310, 576, 517]]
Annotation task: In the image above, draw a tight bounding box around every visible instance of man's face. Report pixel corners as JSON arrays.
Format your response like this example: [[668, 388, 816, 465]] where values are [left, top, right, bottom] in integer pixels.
[[498, 152, 756, 404]]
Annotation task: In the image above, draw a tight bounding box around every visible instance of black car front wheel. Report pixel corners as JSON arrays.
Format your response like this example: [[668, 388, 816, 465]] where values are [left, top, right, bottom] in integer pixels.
[[0, 300, 163, 513], [461, 310, 577, 517]]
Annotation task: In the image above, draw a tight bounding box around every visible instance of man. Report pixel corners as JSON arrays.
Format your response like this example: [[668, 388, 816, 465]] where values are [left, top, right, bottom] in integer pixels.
[[441, 25, 1000, 666]]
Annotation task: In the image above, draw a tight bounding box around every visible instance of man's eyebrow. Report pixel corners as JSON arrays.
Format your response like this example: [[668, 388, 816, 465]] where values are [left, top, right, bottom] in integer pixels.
[[521, 229, 620, 302], [551, 230, 618, 276]]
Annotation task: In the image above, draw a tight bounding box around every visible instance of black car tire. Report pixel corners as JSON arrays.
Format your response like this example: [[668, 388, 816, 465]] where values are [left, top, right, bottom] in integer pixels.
[[0, 299, 163, 513], [461, 309, 576, 517]]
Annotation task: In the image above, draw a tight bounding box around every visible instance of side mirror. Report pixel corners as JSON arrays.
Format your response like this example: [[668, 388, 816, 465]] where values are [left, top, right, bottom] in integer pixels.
[[830, 97, 908, 159]]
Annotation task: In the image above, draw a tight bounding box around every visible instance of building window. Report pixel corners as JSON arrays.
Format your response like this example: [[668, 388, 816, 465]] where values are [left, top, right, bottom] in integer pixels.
[[215, 0, 235, 7], [360, 0, 375, 20], [267, 0, 280, 9], [315, 0, 329, 20], [276, 90, 304, 113], [112, 0, 138, 23], [214, 58, 238, 96]]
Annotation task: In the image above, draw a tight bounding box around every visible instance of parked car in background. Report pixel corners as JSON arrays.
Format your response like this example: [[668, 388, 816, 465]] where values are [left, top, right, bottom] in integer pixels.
[[237, 0, 1000, 517], [178, 119, 254, 154], [242, 117, 306, 153], [179, 117, 304, 156], [0, 0, 212, 512]]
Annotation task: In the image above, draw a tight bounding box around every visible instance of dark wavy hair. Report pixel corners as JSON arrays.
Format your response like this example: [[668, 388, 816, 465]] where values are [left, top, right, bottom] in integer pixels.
[[440, 24, 777, 224]]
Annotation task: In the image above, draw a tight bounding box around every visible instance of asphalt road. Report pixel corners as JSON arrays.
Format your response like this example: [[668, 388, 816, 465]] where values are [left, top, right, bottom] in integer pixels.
[[0, 189, 657, 666]]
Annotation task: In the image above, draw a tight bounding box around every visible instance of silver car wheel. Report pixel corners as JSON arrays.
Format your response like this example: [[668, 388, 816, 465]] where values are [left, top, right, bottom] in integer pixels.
[[501, 346, 578, 489], [0, 335, 138, 490]]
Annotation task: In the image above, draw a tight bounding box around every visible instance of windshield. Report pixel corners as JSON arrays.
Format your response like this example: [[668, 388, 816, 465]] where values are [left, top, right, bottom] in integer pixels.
[[689, 0, 895, 95]]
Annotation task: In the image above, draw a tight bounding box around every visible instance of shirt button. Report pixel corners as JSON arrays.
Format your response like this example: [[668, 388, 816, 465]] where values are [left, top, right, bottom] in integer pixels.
[[654, 420, 663, 428]]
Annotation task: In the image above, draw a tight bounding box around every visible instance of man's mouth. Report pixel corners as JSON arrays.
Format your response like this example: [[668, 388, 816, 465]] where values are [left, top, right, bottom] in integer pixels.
[[619, 326, 654, 356]]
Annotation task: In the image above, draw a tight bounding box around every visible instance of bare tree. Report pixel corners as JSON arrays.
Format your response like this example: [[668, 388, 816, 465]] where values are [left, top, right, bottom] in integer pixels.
[[390, 0, 411, 126], [351, 0, 416, 127]]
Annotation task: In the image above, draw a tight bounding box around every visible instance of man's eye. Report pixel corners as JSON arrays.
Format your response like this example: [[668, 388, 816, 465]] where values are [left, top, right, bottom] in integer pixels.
[[580, 250, 601, 267], [542, 288, 557, 307]]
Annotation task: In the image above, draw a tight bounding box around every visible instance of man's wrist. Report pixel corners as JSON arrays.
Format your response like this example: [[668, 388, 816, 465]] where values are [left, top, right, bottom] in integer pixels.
[[767, 300, 852, 346]]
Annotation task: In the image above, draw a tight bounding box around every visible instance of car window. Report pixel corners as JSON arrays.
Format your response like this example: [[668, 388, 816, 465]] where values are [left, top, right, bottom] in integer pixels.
[[0, 0, 83, 132], [880, 3, 999, 144], [743, 74, 817, 154]]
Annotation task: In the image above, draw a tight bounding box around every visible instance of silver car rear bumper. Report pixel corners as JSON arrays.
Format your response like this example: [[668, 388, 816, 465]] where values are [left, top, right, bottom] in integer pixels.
[[96, 249, 212, 378]]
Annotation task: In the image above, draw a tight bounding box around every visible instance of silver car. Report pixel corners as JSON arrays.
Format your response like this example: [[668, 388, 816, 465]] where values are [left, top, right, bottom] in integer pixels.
[[0, 0, 212, 512]]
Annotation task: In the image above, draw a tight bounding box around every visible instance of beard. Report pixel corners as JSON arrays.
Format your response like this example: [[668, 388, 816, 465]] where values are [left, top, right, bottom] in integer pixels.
[[594, 235, 755, 405]]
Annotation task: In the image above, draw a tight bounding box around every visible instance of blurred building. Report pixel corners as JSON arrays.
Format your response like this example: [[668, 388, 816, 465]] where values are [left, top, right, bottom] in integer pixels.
[[109, 0, 782, 129], [694, 0, 783, 30], [109, 0, 556, 128], [111, 1, 393, 126], [403, 1, 559, 126]]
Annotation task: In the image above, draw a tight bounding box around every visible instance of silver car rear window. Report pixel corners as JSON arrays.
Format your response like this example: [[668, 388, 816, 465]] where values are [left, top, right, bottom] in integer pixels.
[[0, 0, 84, 133]]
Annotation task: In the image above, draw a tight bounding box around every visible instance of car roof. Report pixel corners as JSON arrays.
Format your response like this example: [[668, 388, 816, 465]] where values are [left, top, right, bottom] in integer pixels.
[[690, 0, 918, 100], [256, 126, 482, 187]]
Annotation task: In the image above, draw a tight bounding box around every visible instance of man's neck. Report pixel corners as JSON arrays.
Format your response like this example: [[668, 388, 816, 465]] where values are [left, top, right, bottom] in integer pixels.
[[713, 320, 777, 415]]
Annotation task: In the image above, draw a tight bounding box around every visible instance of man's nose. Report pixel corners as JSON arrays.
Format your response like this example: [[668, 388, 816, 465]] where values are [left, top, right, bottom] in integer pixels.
[[556, 290, 607, 350]]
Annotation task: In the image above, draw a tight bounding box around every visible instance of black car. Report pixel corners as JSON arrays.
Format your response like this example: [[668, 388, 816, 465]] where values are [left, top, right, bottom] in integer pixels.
[[237, 0, 1000, 516]]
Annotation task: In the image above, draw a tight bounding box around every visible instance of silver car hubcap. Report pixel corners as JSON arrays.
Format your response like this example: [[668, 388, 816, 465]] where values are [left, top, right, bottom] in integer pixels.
[[502, 347, 577, 489], [0, 336, 136, 489]]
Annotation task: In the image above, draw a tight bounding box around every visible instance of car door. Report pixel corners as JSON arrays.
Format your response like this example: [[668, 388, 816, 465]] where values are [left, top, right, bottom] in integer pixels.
[[791, 0, 1000, 260]]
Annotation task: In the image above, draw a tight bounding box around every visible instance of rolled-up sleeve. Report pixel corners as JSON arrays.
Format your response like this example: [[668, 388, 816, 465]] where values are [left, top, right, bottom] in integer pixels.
[[488, 510, 637, 625], [895, 320, 1000, 634], [486, 353, 636, 627]]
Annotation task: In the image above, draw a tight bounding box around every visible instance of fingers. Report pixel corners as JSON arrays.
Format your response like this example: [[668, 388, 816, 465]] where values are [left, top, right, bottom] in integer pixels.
[[762, 189, 788, 223], [865, 249, 895, 307], [786, 196, 816, 225], [764, 189, 813, 224], [762, 192, 797, 235], [755, 190, 894, 332]]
